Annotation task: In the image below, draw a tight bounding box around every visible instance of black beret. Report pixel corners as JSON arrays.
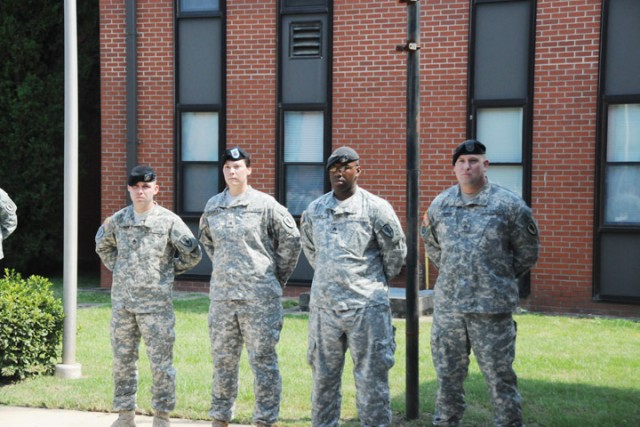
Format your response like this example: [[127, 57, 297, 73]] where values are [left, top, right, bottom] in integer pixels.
[[221, 146, 250, 163], [128, 165, 156, 186], [326, 146, 360, 170], [452, 139, 486, 165]]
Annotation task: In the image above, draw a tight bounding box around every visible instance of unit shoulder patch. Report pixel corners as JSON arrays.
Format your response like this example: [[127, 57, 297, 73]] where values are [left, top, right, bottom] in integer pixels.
[[381, 224, 394, 238]]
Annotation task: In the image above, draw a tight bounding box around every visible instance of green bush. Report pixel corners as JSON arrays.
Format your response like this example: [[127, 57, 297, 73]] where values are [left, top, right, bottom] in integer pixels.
[[0, 269, 64, 382]]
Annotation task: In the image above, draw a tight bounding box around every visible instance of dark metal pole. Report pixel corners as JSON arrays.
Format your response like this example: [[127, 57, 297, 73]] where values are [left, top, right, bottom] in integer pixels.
[[403, 0, 421, 420], [126, 0, 138, 182]]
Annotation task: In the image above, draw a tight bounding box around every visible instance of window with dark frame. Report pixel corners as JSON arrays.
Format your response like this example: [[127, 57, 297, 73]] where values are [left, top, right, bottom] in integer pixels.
[[278, 1, 331, 284], [469, 0, 534, 200], [175, 1, 225, 277], [469, 0, 536, 296], [594, 0, 640, 302], [179, 0, 219, 13]]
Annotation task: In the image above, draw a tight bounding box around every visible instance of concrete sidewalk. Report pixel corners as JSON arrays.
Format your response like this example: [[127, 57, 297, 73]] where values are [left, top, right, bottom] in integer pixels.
[[0, 406, 249, 427]]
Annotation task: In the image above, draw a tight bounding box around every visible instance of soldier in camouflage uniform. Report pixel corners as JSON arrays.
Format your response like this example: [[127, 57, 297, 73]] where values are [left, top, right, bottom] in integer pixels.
[[421, 140, 539, 427], [300, 147, 407, 427], [96, 165, 202, 427], [0, 187, 17, 260], [198, 147, 301, 427]]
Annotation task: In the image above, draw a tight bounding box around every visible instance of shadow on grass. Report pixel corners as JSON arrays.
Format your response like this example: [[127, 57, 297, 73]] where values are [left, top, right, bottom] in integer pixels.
[[390, 374, 640, 426]]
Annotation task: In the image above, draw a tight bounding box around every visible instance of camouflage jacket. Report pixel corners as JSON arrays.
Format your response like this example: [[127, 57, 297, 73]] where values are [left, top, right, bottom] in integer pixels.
[[0, 188, 17, 260], [421, 182, 539, 313], [300, 187, 407, 310], [198, 187, 301, 301], [95, 204, 202, 313]]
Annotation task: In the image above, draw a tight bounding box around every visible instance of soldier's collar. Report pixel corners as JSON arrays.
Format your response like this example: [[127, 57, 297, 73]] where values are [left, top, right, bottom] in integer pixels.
[[224, 187, 251, 207], [454, 182, 491, 207], [328, 188, 360, 214]]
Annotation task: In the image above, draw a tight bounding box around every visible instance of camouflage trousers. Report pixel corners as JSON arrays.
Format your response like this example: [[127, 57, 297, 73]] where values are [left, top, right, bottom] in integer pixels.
[[307, 305, 396, 427], [208, 298, 283, 425], [111, 307, 176, 412], [431, 311, 522, 427]]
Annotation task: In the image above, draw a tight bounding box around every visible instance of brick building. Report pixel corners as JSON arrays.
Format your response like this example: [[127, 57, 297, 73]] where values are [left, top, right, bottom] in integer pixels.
[[99, 0, 640, 318]]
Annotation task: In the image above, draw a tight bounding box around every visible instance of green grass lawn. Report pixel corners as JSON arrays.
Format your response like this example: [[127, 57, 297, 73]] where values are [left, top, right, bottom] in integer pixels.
[[1, 284, 639, 426]]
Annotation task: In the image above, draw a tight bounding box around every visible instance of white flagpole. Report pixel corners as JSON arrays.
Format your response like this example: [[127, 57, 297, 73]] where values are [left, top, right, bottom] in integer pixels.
[[55, 0, 82, 379]]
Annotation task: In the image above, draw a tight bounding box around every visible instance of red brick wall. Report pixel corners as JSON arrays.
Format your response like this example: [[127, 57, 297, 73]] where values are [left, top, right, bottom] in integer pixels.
[[226, 0, 278, 193], [100, 0, 128, 220], [99, 0, 640, 317], [420, 0, 471, 291], [523, 0, 639, 317], [332, 2, 407, 217], [100, 0, 129, 286], [528, 0, 600, 314], [99, 0, 176, 286], [136, 0, 176, 208]]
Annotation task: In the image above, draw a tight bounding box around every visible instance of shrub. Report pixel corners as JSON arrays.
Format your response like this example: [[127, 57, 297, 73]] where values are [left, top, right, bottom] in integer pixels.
[[0, 269, 64, 382]]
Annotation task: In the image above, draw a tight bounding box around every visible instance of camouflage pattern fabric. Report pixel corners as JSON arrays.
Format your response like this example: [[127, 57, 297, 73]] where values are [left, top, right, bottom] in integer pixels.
[[431, 312, 521, 427], [421, 181, 539, 427], [0, 188, 17, 260], [300, 187, 407, 427], [307, 304, 396, 427], [420, 182, 539, 314], [96, 204, 202, 313], [95, 204, 202, 413], [198, 186, 301, 425], [111, 308, 177, 412], [300, 188, 407, 311], [208, 298, 283, 424], [199, 187, 301, 301]]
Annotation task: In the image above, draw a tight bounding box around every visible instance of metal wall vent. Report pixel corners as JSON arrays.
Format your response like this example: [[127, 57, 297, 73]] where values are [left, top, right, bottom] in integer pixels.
[[290, 22, 322, 58]]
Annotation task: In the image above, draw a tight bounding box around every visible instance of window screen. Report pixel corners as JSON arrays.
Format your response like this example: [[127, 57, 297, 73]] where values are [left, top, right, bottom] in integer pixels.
[[178, 19, 222, 105], [604, 0, 640, 95], [284, 0, 327, 8], [473, 1, 530, 100], [180, 0, 219, 13]]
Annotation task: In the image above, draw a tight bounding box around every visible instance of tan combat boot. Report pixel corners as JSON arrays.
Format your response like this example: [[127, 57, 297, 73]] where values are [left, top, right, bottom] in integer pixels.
[[153, 411, 171, 427], [111, 410, 136, 427], [211, 419, 229, 427]]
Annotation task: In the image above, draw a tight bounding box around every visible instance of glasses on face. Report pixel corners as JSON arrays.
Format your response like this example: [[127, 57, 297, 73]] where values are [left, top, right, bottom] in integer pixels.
[[328, 164, 357, 174]]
